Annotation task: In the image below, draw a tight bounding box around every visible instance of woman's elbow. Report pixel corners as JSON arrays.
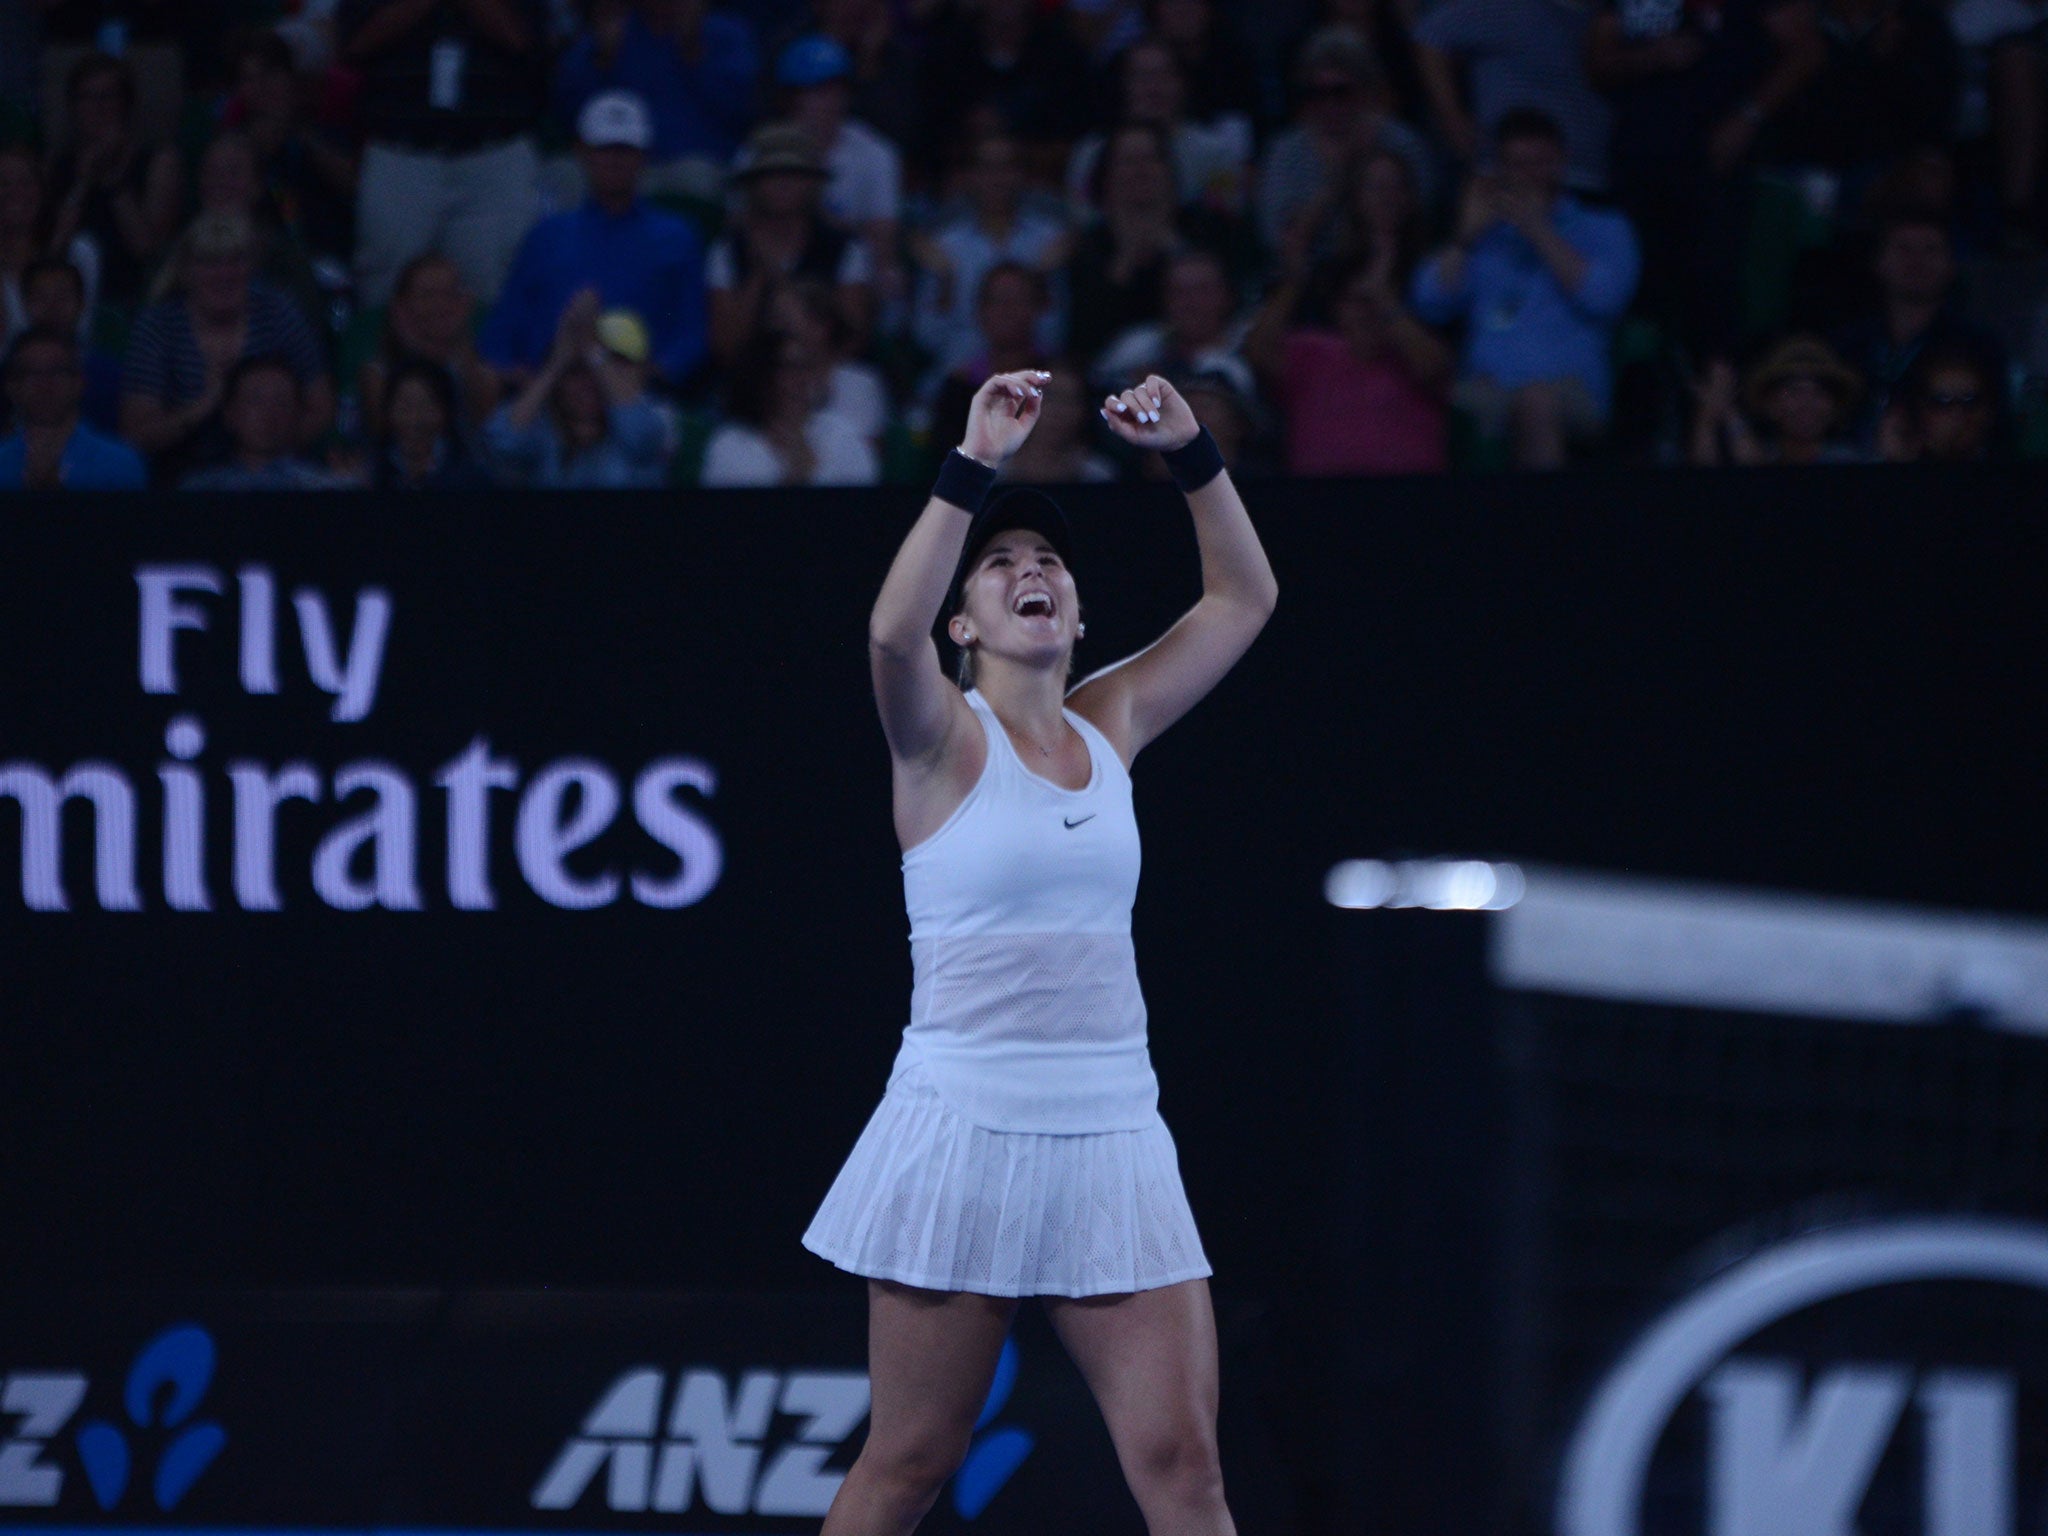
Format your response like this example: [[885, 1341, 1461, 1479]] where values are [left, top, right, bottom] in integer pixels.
[[1232, 575, 1278, 625], [867, 618, 927, 660]]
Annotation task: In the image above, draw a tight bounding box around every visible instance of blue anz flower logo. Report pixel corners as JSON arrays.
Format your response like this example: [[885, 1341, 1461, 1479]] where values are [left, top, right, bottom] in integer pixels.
[[75, 1324, 226, 1511], [951, 1338, 1034, 1520]]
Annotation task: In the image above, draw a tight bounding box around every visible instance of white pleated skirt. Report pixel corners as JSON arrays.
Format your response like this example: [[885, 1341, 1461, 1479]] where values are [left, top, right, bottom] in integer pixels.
[[802, 1062, 1212, 1298]]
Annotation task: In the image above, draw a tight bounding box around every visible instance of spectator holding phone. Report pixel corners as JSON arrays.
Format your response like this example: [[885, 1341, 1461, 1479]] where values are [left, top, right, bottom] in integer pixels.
[[1410, 108, 1639, 469]]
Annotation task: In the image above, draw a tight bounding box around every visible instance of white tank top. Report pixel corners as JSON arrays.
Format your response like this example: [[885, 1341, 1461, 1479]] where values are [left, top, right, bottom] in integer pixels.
[[891, 689, 1160, 1133]]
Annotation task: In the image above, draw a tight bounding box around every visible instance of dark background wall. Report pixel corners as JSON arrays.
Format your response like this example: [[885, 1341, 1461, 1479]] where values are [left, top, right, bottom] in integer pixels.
[[2, 470, 2043, 1527]]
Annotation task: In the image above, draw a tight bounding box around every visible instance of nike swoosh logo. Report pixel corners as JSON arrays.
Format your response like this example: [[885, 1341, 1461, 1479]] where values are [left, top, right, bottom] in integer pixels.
[[1063, 814, 1096, 829]]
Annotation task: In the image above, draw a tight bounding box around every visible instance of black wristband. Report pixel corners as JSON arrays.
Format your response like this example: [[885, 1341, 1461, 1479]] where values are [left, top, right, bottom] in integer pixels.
[[932, 449, 998, 512], [1161, 426, 1226, 493]]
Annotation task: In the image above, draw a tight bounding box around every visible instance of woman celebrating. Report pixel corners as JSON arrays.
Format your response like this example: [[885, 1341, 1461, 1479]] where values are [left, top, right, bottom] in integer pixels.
[[803, 368, 1276, 1536]]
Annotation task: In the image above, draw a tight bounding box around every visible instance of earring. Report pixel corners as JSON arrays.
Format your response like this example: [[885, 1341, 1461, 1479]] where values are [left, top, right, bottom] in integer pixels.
[[1078, 622, 1086, 637]]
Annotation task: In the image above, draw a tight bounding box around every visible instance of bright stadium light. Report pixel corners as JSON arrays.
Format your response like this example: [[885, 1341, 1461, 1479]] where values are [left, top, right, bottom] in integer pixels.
[[1324, 859, 1525, 912]]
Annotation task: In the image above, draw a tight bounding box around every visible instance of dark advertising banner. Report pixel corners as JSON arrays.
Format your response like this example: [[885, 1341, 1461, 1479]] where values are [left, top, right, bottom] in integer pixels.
[[5, 476, 2048, 1534], [0, 1290, 1137, 1534]]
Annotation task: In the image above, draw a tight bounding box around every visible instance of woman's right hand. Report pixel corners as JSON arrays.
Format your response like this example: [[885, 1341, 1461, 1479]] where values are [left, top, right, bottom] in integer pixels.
[[959, 370, 1048, 465]]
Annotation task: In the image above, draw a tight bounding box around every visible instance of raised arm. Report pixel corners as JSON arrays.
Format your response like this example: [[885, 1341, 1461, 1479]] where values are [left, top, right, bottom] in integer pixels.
[[1068, 376, 1277, 763], [868, 371, 1047, 769]]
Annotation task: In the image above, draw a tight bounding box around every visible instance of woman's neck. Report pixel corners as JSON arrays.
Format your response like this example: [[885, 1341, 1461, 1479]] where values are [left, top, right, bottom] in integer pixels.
[[971, 655, 1070, 734]]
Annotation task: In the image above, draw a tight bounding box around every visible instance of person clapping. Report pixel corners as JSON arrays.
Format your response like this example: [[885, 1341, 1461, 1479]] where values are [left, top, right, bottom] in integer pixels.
[[483, 292, 672, 487]]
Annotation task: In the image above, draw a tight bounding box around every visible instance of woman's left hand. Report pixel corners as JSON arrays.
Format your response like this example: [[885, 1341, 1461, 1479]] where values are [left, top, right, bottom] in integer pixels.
[[1100, 374, 1198, 451]]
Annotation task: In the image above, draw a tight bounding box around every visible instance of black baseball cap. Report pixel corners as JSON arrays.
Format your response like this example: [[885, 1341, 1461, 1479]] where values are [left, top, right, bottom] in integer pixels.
[[945, 488, 1075, 616]]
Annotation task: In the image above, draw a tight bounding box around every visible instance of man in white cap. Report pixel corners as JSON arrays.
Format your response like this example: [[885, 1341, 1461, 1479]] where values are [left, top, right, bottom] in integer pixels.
[[480, 90, 708, 389]]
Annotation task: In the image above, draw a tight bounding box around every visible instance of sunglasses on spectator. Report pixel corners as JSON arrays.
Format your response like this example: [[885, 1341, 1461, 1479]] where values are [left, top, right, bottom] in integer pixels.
[[1926, 389, 1983, 409]]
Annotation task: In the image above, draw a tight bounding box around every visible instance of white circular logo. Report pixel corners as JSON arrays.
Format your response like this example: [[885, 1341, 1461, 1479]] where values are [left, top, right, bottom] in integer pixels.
[[1557, 1216, 2048, 1536]]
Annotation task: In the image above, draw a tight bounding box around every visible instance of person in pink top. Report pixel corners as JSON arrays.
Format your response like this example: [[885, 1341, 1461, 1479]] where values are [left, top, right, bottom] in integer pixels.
[[1244, 250, 1451, 475]]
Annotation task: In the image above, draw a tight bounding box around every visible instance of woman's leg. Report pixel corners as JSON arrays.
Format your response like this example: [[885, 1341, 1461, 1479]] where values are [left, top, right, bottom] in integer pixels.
[[820, 1280, 1017, 1536], [1043, 1279, 1235, 1536]]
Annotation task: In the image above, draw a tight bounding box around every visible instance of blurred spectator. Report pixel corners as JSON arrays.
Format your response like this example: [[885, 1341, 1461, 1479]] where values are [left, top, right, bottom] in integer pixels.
[[910, 131, 1070, 385], [1095, 246, 1255, 399], [1066, 37, 1254, 214], [1948, 0, 2044, 244], [223, 30, 361, 273], [361, 253, 503, 442], [769, 276, 888, 442], [1878, 343, 2001, 462], [340, 0, 548, 307], [481, 91, 707, 386], [1149, 0, 1262, 132], [552, 0, 759, 181], [44, 53, 183, 308], [777, 36, 902, 299], [484, 296, 672, 485], [1410, 108, 1640, 469], [1771, 0, 1958, 187], [1173, 364, 1258, 471], [1688, 336, 1863, 463], [1301, 0, 1430, 124], [0, 325, 145, 489], [1412, 0, 1612, 192], [1832, 208, 2008, 444], [1067, 123, 1242, 361], [1245, 250, 1452, 475], [1, 144, 101, 344], [373, 356, 497, 486], [1002, 366, 1118, 481], [700, 326, 879, 484], [920, 0, 1092, 173], [927, 260, 1056, 451], [121, 211, 335, 474], [800, 0, 921, 149], [1257, 26, 1436, 260], [708, 123, 872, 366], [20, 257, 122, 431], [1293, 144, 1428, 317], [1587, 0, 1823, 354], [180, 355, 352, 489], [193, 130, 328, 329]]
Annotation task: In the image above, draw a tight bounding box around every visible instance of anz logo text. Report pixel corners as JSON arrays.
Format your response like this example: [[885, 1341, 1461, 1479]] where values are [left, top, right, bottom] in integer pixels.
[[534, 1340, 1033, 1521], [0, 1323, 226, 1512]]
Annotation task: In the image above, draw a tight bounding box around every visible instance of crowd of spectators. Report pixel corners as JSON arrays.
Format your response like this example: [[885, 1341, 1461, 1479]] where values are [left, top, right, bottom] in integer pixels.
[[2, 0, 2045, 490]]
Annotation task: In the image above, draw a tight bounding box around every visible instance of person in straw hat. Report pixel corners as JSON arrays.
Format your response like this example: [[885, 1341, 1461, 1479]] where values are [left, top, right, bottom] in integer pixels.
[[707, 122, 874, 366], [1690, 334, 1863, 466]]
